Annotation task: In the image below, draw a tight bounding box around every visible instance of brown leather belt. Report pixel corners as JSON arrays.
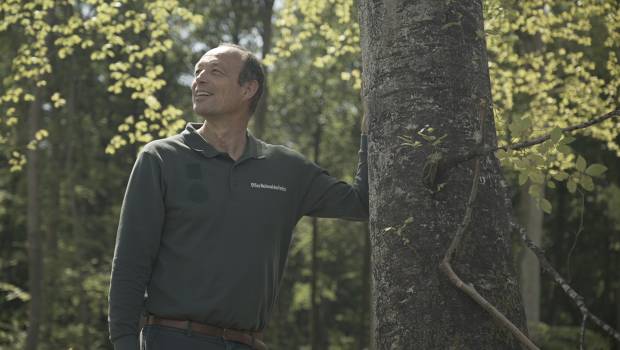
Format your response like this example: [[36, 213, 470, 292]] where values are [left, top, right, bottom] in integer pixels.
[[144, 315, 267, 350]]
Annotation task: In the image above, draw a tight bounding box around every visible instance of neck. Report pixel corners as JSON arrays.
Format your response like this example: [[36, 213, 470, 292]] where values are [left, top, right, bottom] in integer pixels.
[[197, 116, 249, 161]]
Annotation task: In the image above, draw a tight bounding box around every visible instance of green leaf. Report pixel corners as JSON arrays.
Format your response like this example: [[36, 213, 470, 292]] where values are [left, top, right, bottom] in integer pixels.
[[528, 184, 542, 199], [529, 153, 545, 166], [558, 144, 572, 154], [518, 172, 528, 186], [496, 149, 508, 159], [550, 127, 563, 143], [563, 135, 576, 144], [580, 175, 594, 191], [547, 181, 556, 189], [529, 170, 545, 184], [552, 171, 569, 181], [567, 179, 577, 193], [585, 164, 607, 177], [540, 198, 552, 214], [539, 140, 552, 154], [576, 156, 586, 172], [514, 158, 529, 169], [404, 217, 414, 225]]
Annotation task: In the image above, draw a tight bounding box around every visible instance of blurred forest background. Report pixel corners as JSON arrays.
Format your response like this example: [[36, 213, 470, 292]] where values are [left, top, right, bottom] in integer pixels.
[[1, 0, 619, 349]]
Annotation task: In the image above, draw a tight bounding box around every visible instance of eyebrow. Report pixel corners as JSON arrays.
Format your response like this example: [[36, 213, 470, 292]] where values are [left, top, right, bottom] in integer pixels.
[[194, 62, 226, 74]]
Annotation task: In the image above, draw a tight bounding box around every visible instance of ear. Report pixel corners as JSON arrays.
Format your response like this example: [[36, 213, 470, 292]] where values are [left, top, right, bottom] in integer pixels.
[[242, 80, 259, 101]]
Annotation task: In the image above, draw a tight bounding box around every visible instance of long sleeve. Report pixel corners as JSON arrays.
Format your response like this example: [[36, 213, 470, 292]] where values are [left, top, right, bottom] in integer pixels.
[[108, 150, 166, 350], [299, 134, 368, 220]]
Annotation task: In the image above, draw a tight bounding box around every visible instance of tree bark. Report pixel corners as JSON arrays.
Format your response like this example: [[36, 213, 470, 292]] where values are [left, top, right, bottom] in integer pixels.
[[518, 186, 543, 326], [25, 89, 43, 350], [359, 1, 528, 348]]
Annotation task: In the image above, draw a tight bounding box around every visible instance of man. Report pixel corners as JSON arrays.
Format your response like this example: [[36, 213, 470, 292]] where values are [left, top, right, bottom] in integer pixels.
[[108, 43, 368, 350]]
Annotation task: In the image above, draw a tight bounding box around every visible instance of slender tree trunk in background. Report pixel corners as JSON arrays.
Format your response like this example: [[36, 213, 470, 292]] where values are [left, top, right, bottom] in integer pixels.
[[515, 32, 544, 330], [615, 286, 620, 350], [518, 186, 543, 326], [310, 123, 322, 350], [613, 230, 620, 350], [230, 0, 241, 44], [253, 0, 274, 139], [310, 216, 320, 350], [359, 1, 527, 348], [25, 89, 43, 350], [547, 184, 567, 324]]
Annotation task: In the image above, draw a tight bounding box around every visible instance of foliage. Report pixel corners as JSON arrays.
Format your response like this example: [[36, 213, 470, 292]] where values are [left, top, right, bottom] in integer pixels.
[[0, 0, 202, 169], [485, 0, 620, 212]]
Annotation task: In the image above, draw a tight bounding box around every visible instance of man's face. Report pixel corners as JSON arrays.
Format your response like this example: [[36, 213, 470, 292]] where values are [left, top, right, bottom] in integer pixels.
[[192, 46, 248, 118]]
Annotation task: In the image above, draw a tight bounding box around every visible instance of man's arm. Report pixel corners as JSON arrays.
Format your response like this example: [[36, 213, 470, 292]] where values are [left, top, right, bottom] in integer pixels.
[[298, 132, 368, 221], [108, 149, 165, 350]]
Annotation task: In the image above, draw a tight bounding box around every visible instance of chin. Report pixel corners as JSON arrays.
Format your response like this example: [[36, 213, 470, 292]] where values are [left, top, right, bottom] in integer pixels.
[[193, 105, 210, 118]]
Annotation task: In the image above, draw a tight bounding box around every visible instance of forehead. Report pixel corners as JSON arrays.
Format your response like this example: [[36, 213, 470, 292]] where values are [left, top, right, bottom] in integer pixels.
[[195, 47, 244, 69]]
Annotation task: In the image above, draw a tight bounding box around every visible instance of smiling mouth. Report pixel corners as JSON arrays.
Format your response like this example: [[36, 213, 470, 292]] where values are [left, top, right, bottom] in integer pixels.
[[195, 91, 213, 97]]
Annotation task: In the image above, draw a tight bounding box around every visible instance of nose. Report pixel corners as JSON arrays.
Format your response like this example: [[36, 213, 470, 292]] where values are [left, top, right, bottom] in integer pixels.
[[195, 69, 209, 83]]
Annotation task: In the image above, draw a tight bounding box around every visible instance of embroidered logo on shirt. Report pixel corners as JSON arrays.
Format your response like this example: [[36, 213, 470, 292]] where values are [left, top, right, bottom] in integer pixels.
[[250, 182, 287, 192]]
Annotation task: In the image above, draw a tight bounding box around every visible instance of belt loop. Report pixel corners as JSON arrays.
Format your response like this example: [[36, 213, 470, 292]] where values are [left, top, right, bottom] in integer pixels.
[[185, 320, 193, 336]]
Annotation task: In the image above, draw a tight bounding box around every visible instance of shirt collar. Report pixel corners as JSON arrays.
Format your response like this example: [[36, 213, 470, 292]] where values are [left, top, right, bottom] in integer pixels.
[[182, 122, 266, 160]]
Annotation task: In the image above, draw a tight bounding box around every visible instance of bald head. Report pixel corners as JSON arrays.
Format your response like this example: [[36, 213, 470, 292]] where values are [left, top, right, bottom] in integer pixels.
[[201, 44, 265, 115]]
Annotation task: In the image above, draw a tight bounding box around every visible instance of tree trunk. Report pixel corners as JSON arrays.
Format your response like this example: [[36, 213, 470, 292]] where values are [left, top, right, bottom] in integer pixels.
[[253, 0, 274, 139], [359, 1, 528, 348], [25, 89, 43, 350], [310, 123, 322, 350], [518, 186, 543, 326]]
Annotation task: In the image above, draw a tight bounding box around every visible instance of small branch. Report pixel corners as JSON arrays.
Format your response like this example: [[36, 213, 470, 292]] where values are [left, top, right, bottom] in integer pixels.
[[512, 221, 620, 344], [580, 314, 587, 350], [499, 107, 620, 152], [438, 108, 620, 175], [439, 101, 540, 350], [439, 158, 539, 350], [566, 191, 585, 283]]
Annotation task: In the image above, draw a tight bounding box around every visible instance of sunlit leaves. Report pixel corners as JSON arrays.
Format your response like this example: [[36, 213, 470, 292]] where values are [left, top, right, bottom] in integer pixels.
[[485, 0, 619, 212], [267, 0, 361, 90], [0, 282, 31, 302], [0, 0, 205, 162]]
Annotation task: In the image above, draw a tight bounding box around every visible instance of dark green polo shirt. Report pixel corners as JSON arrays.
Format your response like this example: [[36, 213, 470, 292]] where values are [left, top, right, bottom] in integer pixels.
[[108, 123, 368, 349]]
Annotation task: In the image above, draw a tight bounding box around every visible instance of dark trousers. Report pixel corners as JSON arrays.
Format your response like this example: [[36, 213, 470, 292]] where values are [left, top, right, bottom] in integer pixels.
[[140, 325, 253, 350]]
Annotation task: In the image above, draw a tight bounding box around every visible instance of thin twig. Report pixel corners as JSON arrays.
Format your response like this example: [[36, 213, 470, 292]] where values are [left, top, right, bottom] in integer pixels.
[[580, 314, 588, 350], [439, 108, 620, 173], [439, 100, 540, 350], [499, 107, 620, 152], [439, 158, 539, 350], [566, 191, 585, 282], [512, 221, 620, 344]]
